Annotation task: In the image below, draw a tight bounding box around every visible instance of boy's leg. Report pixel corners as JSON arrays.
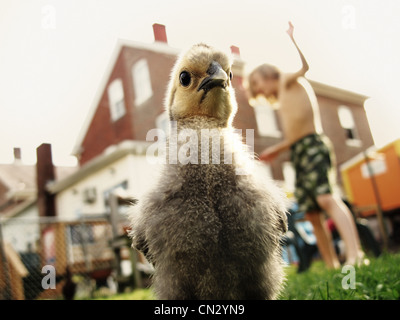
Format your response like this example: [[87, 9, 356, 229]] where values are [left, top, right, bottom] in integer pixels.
[[305, 211, 340, 269], [316, 194, 364, 265]]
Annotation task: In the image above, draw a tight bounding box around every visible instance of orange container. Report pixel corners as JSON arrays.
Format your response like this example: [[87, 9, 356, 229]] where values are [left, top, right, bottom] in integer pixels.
[[341, 139, 400, 216]]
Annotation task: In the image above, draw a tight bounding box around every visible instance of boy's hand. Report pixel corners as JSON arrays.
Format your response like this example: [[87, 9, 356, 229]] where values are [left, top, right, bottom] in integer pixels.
[[286, 21, 294, 39], [258, 146, 280, 163]]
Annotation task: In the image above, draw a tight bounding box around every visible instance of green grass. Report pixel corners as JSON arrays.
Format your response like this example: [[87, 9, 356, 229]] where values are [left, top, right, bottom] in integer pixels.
[[92, 288, 155, 300], [94, 252, 400, 300], [279, 252, 400, 300]]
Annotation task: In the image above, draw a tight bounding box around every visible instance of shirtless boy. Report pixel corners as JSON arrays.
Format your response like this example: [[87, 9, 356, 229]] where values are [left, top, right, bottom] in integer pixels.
[[248, 22, 365, 268]]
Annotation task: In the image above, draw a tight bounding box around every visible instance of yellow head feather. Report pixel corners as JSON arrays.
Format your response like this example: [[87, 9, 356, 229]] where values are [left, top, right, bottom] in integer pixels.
[[165, 43, 237, 127]]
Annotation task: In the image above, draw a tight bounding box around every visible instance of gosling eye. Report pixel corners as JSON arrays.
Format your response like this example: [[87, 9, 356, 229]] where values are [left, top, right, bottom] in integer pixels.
[[179, 71, 191, 87], [229, 71, 233, 81]]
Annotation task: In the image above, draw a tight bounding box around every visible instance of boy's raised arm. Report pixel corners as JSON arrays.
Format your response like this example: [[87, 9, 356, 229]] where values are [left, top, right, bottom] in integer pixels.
[[285, 21, 309, 85]]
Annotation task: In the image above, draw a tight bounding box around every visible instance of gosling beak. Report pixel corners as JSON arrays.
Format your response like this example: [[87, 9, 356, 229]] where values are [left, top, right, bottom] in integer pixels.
[[198, 61, 228, 92]]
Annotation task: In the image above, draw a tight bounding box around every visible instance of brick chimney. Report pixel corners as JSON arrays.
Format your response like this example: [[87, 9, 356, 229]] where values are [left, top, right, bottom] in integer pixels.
[[36, 143, 56, 217], [230, 45, 244, 79], [13, 147, 22, 164], [153, 23, 168, 44], [230, 45, 240, 57]]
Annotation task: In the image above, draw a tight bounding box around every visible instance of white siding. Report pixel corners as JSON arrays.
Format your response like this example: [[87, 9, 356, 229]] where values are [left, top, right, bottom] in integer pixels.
[[1, 204, 39, 252], [55, 154, 162, 218]]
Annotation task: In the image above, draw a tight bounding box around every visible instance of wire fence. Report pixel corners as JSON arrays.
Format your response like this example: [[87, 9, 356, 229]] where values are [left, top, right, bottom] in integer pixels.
[[0, 215, 146, 300]]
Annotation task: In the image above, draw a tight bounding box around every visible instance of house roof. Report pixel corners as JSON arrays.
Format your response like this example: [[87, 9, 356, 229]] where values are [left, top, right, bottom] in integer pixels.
[[308, 80, 369, 105], [0, 197, 37, 221], [0, 162, 77, 214], [0, 163, 77, 192], [0, 163, 36, 194], [48, 140, 151, 194], [71, 39, 180, 157]]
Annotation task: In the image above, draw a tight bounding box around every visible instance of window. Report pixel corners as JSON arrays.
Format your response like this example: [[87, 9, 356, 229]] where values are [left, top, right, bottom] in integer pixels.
[[82, 187, 97, 204], [338, 105, 362, 146], [108, 78, 126, 121], [132, 59, 153, 106], [156, 111, 170, 138], [103, 180, 129, 214], [252, 96, 281, 138]]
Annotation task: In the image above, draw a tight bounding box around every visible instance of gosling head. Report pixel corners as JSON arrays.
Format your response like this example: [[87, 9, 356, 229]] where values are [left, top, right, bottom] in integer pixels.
[[165, 43, 237, 127]]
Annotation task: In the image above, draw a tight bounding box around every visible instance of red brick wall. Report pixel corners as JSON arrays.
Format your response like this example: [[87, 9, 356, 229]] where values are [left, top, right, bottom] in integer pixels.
[[79, 46, 178, 166], [232, 76, 256, 133], [318, 96, 374, 165], [121, 46, 176, 140], [79, 50, 135, 166]]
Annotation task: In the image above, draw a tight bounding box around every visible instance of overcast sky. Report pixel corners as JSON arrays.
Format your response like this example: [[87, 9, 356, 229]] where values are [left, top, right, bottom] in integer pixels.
[[1, 0, 399, 166]]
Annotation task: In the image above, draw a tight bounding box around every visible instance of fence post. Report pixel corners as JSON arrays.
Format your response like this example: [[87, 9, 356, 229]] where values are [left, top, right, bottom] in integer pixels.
[[0, 219, 12, 299], [363, 151, 389, 251], [79, 218, 93, 273], [129, 241, 142, 289], [109, 191, 142, 291], [109, 193, 123, 292]]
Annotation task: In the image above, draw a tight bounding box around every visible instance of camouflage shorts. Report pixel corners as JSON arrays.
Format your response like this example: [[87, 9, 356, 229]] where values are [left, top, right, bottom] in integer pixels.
[[290, 133, 336, 213]]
